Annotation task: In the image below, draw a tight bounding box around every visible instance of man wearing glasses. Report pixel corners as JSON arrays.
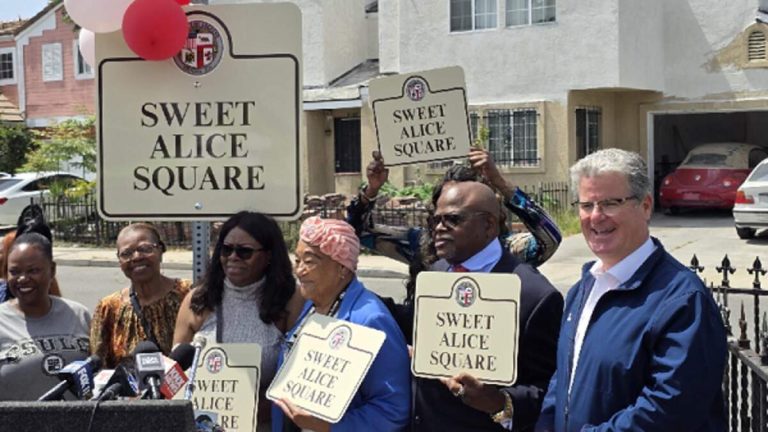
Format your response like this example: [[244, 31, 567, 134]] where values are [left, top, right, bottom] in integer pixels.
[[535, 149, 727, 431], [347, 149, 563, 431]]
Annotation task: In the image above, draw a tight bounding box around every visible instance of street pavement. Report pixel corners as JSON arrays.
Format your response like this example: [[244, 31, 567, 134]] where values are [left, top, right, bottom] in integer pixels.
[[50, 209, 766, 295]]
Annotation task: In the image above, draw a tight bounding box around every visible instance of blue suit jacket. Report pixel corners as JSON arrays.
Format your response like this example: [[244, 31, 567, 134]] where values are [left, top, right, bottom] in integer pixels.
[[536, 238, 726, 431], [272, 277, 411, 432]]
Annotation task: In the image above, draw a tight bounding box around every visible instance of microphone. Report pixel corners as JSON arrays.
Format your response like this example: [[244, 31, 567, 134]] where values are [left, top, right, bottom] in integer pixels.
[[93, 341, 156, 401], [159, 343, 195, 399], [184, 335, 207, 400], [96, 363, 140, 401], [38, 355, 102, 401], [134, 341, 165, 400]]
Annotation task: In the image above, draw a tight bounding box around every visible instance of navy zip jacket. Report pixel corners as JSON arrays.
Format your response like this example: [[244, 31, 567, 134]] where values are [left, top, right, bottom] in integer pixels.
[[536, 238, 726, 431]]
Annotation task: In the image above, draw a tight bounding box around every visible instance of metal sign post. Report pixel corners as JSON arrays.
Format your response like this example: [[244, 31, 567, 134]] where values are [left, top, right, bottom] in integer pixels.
[[192, 221, 210, 284]]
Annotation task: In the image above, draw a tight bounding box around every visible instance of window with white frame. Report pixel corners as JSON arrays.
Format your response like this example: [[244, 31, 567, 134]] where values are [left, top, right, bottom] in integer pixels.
[[486, 109, 539, 167], [450, 0, 498, 32], [576, 107, 601, 159], [72, 40, 93, 79], [42, 43, 63, 82], [506, 0, 556, 26], [0, 48, 15, 84]]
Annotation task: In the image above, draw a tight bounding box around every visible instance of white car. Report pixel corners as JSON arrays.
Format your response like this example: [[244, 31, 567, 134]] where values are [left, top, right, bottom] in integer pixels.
[[733, 158, 768, 239], [0, 172, 85, 226]]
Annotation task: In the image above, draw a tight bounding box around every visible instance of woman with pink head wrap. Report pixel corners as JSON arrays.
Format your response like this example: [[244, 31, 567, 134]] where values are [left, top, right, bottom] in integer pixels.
[[272, 216, 411, 432]]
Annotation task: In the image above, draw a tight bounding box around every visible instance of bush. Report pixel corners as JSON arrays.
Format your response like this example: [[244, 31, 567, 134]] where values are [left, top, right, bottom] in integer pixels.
[[0, 123, 34, 173]]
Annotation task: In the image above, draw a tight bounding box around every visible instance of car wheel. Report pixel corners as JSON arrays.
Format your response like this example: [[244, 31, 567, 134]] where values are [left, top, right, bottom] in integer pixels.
[[664, 207, 680, 215], [736, 227, 756, 239]]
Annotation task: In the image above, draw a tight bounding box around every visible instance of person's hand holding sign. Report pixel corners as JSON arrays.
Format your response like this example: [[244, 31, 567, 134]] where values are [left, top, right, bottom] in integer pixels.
[[467, 146, 514, 199], [363, 151, 389, 201], [274, 398, 332, 432], [441, 372, 506, 414]]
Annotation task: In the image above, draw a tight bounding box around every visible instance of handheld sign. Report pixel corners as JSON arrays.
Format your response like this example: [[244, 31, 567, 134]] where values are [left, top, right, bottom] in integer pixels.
[[96, 3, 302, 220], [412, 272, 521, 385], [267, 314, 385, 423], [369, 66, 471, 167], [174, 343, 261, 432]]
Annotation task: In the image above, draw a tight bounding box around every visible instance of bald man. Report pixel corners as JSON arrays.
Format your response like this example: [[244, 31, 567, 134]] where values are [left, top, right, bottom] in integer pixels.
[[414, 180, 563, 432]]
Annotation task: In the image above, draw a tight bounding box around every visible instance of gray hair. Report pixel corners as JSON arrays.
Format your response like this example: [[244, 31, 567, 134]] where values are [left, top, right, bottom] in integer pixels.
[[570, 148, 651, 200]]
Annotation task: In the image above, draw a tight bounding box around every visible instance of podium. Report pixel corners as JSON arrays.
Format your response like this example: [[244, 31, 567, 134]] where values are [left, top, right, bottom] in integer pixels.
[[0, 400, 197, 432]]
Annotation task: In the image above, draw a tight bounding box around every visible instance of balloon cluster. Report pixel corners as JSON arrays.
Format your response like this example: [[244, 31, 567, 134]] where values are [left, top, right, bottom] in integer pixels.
[[67, 0, 191, 67]]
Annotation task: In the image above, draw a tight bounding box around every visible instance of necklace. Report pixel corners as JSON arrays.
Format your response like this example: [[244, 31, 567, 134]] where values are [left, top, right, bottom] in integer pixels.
[[283, 287, 347, 354]]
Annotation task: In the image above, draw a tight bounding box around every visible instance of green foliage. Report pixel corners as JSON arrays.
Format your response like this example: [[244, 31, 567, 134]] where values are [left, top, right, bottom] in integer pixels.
[[551, 208, 581, 237], [48, 177, 94, 199], [0, 123, 34, 173], [23, 117, 96, 174], [474, 125, 490, 149], [378, 181, 436, 203]]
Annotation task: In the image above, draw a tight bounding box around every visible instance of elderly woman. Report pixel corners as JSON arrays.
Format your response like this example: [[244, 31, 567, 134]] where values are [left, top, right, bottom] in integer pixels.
[[0, 232, 91, 400], [90, 223, 192, 368], [272, 217, 411, 432], [174, 211, 303, 429]]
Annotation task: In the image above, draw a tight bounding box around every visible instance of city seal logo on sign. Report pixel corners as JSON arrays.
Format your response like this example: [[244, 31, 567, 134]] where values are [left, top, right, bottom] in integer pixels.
[[454, 279, 477, 307], [328, 326, 351, 350], [405, 77, 427, 102], [205, 350, 224, 374], [174, 20, 224, 76]]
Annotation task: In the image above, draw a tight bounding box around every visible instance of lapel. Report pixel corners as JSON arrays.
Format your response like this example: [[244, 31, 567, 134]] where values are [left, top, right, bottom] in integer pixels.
[[335, 277, 365, 321]]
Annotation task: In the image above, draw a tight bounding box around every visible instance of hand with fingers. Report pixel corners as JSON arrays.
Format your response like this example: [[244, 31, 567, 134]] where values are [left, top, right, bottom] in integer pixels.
[[467, 146, 513, 198], [364, 150, 389, 200], [440, 372, 506, 414], [274, 398, 332, 432]]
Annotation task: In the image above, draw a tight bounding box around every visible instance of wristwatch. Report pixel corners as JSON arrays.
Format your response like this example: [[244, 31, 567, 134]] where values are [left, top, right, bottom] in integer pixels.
[[491, 391, 514, 424]]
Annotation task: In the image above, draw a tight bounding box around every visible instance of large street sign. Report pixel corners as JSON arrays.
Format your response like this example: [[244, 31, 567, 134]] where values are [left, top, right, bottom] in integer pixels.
[[96, 3, 302, 220]]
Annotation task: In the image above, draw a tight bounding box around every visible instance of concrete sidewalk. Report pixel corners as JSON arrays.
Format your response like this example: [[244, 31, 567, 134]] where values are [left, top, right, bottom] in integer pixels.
[[52, 246, 410, 279]]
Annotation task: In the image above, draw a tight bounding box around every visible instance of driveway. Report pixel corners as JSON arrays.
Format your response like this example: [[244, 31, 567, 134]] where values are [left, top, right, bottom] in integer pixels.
[[539, 209, 767, 293]]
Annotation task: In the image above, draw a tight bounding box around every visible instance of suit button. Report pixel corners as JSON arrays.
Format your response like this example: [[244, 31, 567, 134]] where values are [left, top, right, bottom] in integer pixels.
[[414, 415, 421, 424]]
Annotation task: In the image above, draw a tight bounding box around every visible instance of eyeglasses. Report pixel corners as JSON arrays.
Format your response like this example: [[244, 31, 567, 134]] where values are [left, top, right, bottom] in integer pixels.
[[221, 244, 264, 260], [572, 196, 639, 216], [427, 211, 489, 230], [117, 243, 159, 261]]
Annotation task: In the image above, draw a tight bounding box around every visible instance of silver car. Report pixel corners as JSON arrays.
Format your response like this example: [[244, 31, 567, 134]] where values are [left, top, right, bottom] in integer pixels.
[[733, 158, 768, 239], [0, 172, 85, 226]]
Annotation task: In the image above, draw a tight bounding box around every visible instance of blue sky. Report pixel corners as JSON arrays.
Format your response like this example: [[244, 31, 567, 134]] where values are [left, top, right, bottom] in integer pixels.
[[0, 0, 50, 22]]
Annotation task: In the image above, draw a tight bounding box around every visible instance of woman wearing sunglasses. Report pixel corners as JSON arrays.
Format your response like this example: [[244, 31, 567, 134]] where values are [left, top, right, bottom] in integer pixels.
[[91, 223, 192, 368], [174, 211, 303, 430]]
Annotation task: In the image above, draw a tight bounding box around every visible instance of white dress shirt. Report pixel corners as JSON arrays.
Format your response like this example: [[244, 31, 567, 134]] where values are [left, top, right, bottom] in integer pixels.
[[568, 237, 656, 394]]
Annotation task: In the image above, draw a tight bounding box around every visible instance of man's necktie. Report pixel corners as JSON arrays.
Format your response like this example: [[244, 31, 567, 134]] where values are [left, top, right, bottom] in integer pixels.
[[452, 264, 469, 272]]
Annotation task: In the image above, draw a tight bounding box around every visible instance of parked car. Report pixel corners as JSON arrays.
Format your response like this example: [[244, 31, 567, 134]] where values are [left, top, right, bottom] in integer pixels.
[[0, 172, 85, 226], [733, 158, 768, 239], [659, 143, 768, 213]]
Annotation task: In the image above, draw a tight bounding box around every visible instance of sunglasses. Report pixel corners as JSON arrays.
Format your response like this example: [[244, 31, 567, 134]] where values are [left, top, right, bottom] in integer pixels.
[[221, 244, 264, 260], [427, 211, 489, 230]]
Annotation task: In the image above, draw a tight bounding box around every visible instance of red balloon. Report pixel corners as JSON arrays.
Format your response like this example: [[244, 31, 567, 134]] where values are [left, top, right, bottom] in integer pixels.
[[122, 0, 188, 61]]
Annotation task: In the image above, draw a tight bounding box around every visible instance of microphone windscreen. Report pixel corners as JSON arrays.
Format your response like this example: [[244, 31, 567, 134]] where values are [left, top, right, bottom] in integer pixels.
[[133, 340, 160, 355], [169, 343, 196, 370]]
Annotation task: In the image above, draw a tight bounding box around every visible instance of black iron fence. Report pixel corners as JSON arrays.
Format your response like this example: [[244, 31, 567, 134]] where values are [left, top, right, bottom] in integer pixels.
[[690, 254, 768, 431], [37, 182, 572, 247]]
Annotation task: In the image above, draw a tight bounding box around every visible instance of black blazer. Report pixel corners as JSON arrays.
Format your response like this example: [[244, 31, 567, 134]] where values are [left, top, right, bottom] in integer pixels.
[[384, 250, 563, 432]]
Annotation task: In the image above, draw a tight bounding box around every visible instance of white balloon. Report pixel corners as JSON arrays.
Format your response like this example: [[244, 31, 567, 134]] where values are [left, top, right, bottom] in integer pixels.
[[64, 0, 136, 34], [78, 29, 96, 69]]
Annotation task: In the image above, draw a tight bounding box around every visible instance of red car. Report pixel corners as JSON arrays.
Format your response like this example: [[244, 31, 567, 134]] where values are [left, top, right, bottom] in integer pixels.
[[659, 143, 768, 213]]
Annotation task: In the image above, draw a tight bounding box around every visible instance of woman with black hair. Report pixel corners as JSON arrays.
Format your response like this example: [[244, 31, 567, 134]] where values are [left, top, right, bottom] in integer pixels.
[[0, 232, 91, 400], [91, 223, 192, 368], [174, 211, 303, 428]]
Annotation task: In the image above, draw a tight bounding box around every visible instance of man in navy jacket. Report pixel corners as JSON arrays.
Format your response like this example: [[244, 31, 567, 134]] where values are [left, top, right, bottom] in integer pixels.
[[536, 148, 726, 431]]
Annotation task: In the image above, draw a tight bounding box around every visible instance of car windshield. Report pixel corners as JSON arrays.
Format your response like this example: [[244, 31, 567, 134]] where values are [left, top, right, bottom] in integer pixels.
[[682, 153, 728, 167], [748, 164, 768, 182], [0, 179, 23, 192]]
